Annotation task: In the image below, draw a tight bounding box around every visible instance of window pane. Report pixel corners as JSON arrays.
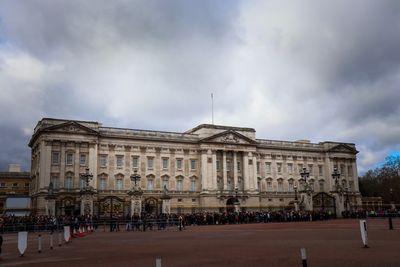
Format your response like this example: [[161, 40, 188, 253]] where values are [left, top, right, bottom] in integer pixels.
[[66, 153, 73, 165], [148, 158, 154, 169], [116, 156, 124, 168], [80, 154, 86, 165], [191, 160, 196, 170], [176, 159, 182, 170], [162, 158, 169, 169]]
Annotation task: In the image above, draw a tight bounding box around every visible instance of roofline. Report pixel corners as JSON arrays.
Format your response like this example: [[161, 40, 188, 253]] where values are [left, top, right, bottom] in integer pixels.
[[185, 124, 256, 134]]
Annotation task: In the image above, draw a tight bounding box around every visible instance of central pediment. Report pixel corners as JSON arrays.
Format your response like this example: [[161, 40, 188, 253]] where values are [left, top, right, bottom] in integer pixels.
[[43, 121, 99, 135], [199, 130, 257, 145]]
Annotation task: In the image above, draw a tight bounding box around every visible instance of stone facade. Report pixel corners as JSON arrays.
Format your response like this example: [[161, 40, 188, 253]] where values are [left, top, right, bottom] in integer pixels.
[[29, 118, 361, 216]]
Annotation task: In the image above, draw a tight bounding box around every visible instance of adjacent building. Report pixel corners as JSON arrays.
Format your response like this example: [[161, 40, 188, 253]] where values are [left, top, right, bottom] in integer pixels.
[[0, 164, 31, 215], [29, 118, 361, 216]]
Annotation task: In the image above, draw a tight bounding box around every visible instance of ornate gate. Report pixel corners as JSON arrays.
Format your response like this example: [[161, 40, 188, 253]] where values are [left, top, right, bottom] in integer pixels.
[[98, 196, 126, 218], [313, 192, 336, 215]]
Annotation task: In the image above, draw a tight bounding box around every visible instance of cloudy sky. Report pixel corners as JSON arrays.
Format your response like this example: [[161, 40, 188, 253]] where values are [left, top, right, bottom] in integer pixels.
[[0, 0, 399, 174]]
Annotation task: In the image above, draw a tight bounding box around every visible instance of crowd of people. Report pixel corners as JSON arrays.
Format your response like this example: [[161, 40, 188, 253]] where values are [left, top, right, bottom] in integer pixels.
[[0, 208, 397, 234]]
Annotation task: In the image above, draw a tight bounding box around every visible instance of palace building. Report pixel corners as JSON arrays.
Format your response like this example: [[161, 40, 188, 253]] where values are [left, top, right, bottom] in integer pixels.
[[29, 118, 361, 216]]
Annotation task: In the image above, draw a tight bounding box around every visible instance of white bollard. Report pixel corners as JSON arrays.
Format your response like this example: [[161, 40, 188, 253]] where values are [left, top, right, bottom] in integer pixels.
[[38, 234, 42, 253], [156, 258, 162, 267], [360, 220, 369, 248], [50, 233, 54, 250], [300, 248, 307, 267]]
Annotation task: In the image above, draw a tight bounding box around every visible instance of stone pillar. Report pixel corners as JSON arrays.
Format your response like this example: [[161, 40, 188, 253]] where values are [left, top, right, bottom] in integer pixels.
[[211, 150, 217, 191], [131, 194, 143, 217], [39, 141, 52, 190], [80, 193, 94, 216], [222, 151, 228, 191], [243, 152, 250, 191], [201, 150, 208, 191], [161, 198, 171, 214], [334, 193, 345, 218], [89, 143, 98, 189], [74, 143, 80, 188], [233, 152, 238, 189], [300, 192, 313, 211], [45, 198, 56, 216], [252, 154, 258, 191]]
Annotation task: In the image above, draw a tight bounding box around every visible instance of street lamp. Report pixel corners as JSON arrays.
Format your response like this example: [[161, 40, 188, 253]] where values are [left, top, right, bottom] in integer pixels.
[[80, 167, 94, 190], [130, 169, 141, 190], [294, 184, 298, 201], [331, 167, 341, 193]]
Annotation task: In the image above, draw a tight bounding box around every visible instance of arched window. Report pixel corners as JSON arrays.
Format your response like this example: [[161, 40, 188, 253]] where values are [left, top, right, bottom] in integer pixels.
[[288, 179, 294, 192], [147, 175, 155, 191], [99, 177, 107, 190], [190, 176, 197, 192], [217, 176, 223, 191]]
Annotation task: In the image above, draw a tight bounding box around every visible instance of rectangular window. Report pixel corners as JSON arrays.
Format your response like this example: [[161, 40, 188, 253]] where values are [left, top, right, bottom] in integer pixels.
[[308, 164, 313, 175], [80, 178, 85, 189], [288, 181, 294, 192], [227, 160, 231, 171], [52, 152, 60, 165], [116, 155, 124, 169], [162, 158, 169, 170], [216, 160, 220, 170], [191, 179, 196, 192], [66, 153, 74, 165], [176, 159, 182, 170], [147, 157, 154, 169], [176, 180, 183, 191], [147, 179, 154, 191], [190, 159, 196, 170], [318, 165, 323, 176], [298, 164, 303, 173], [100, 155, 107, 167], [65, 176, 73, 189], [132, 156, 139, 169], [319, 181, 324, 192], [237, 161, 241, 172], [80, 154, 87, 166], [277, 163, 282, 173], [277, 181, 283, 192], [51, 175, 59, 189], [99, 178, 107, 190], [287, 163, 293, 174], [116, 179, 123, 190], [162, 178, 169, 189], [248, 159, 253, 165], [265, 162, 271, 173], [256, 162, 260, 174]]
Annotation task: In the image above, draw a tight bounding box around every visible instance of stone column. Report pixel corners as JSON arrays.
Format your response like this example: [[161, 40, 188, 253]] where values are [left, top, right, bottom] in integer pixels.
[[222, 151, 228, 191], [74, 143, 80, 188], [233, 152, 238, 189], [252, 154, 258, 191], [130, 194, 143, 217], [243, 152, 250, 191], [334, 193, 345, 218], [39, 141, 52, 190], [201, 150, 208, 191], [89, 142, 98, 189], [211, 150, 217, 190]]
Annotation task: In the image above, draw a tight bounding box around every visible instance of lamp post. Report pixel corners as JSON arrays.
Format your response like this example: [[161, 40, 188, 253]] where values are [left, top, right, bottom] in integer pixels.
[[129, 170, 143, 219], [299, 167, 313, 211], [79, 168, 95, 216], [331, 167, 345, 218]]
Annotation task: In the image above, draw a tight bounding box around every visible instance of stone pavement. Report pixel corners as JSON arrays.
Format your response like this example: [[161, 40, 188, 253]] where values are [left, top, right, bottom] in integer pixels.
[[0, 218, 399, 267]]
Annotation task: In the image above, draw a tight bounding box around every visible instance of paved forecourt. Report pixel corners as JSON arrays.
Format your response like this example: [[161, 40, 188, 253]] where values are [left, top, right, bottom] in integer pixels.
[[1, 218, 399, 267]]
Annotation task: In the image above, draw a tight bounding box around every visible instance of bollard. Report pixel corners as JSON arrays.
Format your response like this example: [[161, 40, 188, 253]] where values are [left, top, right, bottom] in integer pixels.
[[156, 258, 162, 267], [50, 233, 54, 250], [38, 234, 42, 253], [58, 231, 62, 247], [389, 216, 393, 230], [300, 248, 307, 267]]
